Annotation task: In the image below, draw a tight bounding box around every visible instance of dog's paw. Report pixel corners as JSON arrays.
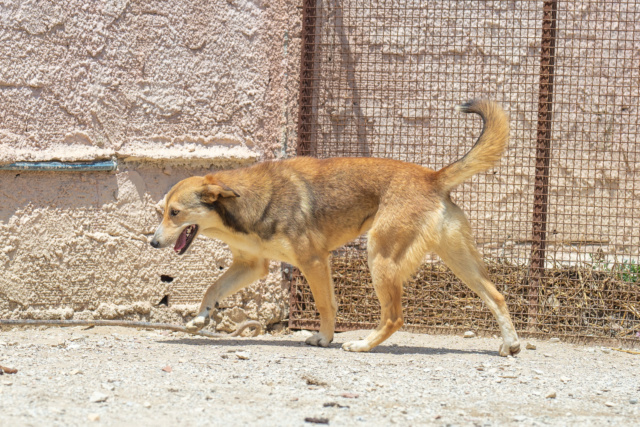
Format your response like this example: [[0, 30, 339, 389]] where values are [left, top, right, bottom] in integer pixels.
[[305, 332, 333, 347], [499, 340, 521, 357], [185, 315, 210, 333], [342, 340, 371, 352]]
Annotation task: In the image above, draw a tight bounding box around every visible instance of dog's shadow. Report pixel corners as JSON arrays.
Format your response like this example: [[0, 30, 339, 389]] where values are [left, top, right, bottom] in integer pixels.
[[157, 337, 496, 356]]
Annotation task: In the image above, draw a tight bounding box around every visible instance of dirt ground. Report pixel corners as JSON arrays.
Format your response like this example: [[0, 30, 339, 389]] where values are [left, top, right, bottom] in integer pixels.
[[1, 326, 639, 426]]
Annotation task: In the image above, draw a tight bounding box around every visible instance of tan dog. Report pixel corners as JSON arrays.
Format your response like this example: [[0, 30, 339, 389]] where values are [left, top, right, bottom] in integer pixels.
[[150, 99, 521, 356]]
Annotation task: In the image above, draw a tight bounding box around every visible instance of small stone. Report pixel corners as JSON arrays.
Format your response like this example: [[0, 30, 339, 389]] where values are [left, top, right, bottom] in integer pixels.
[[629, 398, 638, 404], [546, 390, 557, 399], [89, 392, 108, 403], [236, 351, 250, 360], [304, 417, 329, 424], [605, 401, 616, 407], [0, 366, 17, 374], [341, 393, 359, 398], [560, 376, 570, 383], [102, 382, 115, 391], [88, 414, 100, 422], [549, 338, 560, 343], [293, 330, 314, 338], [601, 347, 611, 354], [2, 381, 13, 386], [161, 365, 172, 373], [143, 401, 151, 408], [525, 342, 536, 350], [463, 331, 476, 338], [513, 415, 527, 422], [533, 369, 544, 375], [70, 369, 82, 375]]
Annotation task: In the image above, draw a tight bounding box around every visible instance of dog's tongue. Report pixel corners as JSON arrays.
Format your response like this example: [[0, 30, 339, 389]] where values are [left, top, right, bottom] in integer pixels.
[[174, 229, 188, 252]]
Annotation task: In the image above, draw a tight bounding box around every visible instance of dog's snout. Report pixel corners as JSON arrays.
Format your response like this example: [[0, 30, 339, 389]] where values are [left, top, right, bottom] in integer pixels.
[[150, 239, 160, 248]]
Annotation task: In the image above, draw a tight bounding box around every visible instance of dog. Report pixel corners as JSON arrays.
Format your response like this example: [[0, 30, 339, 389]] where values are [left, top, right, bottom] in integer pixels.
[[150, 99, 521, 356]]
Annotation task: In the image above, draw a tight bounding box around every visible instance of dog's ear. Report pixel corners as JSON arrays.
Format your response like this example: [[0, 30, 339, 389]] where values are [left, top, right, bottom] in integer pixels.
[[200, 175, 239, 204]]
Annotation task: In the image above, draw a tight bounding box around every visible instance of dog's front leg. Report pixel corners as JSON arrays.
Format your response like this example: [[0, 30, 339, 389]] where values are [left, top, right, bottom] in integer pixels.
[[185, 254, 270, 332]]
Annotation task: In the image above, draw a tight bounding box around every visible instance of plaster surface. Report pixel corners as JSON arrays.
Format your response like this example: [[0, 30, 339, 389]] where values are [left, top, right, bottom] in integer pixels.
[[0, 0, 300, 328]]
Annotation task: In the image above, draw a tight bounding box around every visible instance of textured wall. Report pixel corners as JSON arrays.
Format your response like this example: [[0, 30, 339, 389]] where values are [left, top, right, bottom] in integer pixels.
[[0, 0, 301, 328]]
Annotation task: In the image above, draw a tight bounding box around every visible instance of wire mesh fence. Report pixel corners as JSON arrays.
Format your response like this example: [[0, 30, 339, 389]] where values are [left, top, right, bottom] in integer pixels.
[[290, 0, 640, 345]]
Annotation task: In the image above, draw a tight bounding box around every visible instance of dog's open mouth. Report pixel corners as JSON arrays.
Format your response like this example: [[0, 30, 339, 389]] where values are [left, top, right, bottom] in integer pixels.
[[174, 225, 198, 255]]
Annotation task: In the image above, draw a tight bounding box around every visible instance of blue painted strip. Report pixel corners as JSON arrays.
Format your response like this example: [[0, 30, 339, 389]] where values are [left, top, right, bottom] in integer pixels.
[[0, 160, 117, 172]]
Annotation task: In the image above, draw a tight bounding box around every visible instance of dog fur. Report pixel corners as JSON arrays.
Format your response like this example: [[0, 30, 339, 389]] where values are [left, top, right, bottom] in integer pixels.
[[150, 99, 521, 356]]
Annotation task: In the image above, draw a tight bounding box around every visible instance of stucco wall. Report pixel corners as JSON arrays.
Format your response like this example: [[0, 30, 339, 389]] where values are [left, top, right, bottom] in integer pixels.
[[0, 0, 301, 328]]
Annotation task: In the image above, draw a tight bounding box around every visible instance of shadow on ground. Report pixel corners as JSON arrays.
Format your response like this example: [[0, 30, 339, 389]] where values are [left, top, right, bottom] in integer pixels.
[[157, 337, 497, 356]]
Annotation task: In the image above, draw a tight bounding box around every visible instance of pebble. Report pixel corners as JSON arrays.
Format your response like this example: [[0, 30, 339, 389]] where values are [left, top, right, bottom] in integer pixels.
[[236, 351, 250, 360], [88, 413, 100, 422], [463, 331, 476, 338], [601, 347, 611, 354], [605, 401, 616, 407], [630, 398, 638, 404], [526, 342, 536, 350], [143, 401, 152, 408], [549, 338, 560, 343], [546, 390, 557, 399], [513, 415, 527, 422], [89, 391, 108, 403], [70, 369, 82, 375], [292, 330, 313, 338], [102, 382, 115, 391]]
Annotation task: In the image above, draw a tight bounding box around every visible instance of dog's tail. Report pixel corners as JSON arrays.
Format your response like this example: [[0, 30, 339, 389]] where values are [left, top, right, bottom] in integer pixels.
[[435, 99, 509, 192]]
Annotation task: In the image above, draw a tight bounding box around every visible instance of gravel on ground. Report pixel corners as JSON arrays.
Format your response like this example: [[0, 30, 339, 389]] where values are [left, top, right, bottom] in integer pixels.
[[1, 326, 639, 426]]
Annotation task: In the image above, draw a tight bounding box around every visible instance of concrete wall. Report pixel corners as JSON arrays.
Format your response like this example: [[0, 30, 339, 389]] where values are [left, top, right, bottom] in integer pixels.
[[0, 0, 300, 328]]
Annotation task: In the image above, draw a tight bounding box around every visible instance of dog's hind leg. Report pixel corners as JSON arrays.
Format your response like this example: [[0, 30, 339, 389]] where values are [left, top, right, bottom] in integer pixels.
[[343, 229, 426, 352], [185, 252, 269, 332], [434, 205, 521, 356], [298, 255, 337, 347]]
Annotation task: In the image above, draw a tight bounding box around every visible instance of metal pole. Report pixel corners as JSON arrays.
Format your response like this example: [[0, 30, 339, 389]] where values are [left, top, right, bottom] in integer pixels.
[[296, 0, 318, 156], [529, 0, 559, 328]]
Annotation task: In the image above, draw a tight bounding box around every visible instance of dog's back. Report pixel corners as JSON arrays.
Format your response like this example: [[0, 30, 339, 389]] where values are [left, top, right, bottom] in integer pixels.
[[208, 100, 508, 251]]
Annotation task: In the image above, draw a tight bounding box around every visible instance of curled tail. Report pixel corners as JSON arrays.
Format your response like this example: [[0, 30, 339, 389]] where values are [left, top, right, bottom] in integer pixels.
[[435, 99, 509, 192]]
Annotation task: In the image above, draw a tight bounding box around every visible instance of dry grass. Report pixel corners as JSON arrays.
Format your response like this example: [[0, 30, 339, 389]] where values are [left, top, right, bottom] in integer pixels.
[[290, 249, 640, 344]]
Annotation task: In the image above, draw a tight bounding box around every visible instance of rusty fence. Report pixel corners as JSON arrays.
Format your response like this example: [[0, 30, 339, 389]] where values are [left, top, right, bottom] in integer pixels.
[[288, 0, 640, 345]]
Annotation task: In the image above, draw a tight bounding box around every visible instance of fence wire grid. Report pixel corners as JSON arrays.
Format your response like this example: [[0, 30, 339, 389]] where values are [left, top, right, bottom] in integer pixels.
[[289, 0, 640, 345]]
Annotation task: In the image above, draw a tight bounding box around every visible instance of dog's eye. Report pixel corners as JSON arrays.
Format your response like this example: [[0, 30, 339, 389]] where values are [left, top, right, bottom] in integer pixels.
[[170, 209, 180, 217]]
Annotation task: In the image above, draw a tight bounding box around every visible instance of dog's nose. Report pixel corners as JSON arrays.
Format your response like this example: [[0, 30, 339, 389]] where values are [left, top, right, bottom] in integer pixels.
[[150, 239, 160, 248]]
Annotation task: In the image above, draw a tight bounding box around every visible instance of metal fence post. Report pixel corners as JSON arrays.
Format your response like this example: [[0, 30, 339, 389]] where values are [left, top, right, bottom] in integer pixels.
[[528, 0, 559, 328], [296, 0, 318, 157]]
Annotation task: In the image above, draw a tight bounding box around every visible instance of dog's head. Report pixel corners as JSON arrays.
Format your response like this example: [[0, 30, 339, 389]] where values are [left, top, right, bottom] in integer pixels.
[[150, 174, 239, 255]]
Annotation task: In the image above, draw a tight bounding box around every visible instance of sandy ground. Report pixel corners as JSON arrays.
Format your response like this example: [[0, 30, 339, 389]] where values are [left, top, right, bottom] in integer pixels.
[[1, 326, 639, 426]]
